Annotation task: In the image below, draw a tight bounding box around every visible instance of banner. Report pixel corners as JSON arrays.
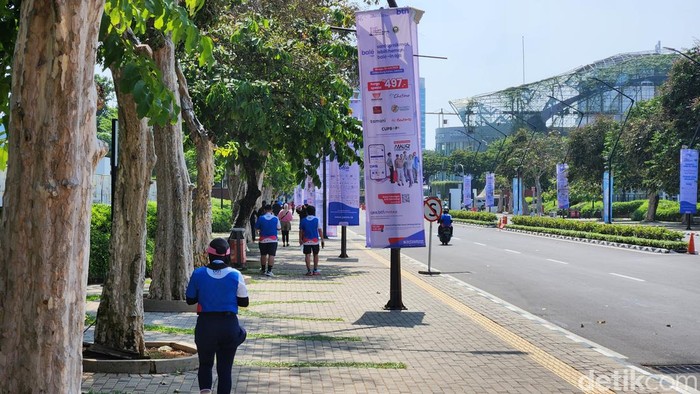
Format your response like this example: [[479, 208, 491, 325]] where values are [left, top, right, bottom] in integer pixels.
[[328, 159, 361, 226], [485, 173, 495, 207], [556, 163, 570, 210], [603, 171, 613, 223], [356, 7, 425, 248], [463, 175, 472, 209], [303, 175, 315, 206], [680, 149, 698, 214], [293, 186, 304, 206], [512, 177, 522, 215]]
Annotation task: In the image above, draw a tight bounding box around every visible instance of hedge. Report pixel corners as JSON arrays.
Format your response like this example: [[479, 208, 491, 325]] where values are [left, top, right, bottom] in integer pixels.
[[509, 215, 684, 241], [89, 200, 233, 283], [451, 210, 498, 224], [507, 224, 687, 251]]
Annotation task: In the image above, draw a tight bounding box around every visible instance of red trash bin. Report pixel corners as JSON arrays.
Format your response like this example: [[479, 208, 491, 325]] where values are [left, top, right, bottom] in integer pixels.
[[228, 228, 247, 269]]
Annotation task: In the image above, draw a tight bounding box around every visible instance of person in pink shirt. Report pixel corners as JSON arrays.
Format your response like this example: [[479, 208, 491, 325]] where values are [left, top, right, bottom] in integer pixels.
[[277, 203, 294, 247]]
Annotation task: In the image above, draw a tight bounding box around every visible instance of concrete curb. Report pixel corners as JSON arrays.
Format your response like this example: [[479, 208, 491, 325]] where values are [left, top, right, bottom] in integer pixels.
[[83, 341, 198, 374], [503, 227, 674, 253]]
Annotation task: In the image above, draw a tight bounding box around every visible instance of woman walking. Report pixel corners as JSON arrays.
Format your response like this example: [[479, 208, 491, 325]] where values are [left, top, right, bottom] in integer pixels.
[[278, 203, 294, 246], [186, 238, 249, 394]]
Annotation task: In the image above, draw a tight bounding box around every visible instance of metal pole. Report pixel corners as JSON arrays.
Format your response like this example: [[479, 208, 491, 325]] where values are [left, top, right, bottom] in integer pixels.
[[384, 248, 406, 310], [428, 221, 433, 270], [339, 225, 349, 258]]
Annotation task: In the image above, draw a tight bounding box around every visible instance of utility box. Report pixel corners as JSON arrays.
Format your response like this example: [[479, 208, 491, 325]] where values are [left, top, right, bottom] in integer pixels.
[[228, 228, 247, 269]]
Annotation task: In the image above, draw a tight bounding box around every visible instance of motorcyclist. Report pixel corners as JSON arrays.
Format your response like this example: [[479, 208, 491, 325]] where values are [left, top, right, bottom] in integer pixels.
[[437, 208, 453, 243]]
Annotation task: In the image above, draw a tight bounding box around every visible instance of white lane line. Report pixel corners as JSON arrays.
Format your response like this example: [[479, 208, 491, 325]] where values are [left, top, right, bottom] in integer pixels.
[[473, 242, 487, 246], [609, 273, 646, 282], [546, 258, 569, 265], [451, 237, 462, 241], [504, 249, 521, 254]]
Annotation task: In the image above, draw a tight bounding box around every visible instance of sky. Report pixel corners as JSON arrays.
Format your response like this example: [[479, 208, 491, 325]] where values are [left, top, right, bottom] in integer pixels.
[[381, 0, 700, 150]]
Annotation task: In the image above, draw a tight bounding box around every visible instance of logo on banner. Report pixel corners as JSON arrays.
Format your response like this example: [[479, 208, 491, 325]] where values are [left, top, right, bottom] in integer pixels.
[[394, 140, 411, 150], [369, 119, 386, 124], [361, 49, 375, 57], [381, 126, 400, 132], [371, 93, 382, 101], [369, 26, 388, 36], [391, 105, 409, 113], [391, 93, 410, 99], [372, 106, 382, 114], [378, 193, 402, 204], [371, 224, 385, 232], [392, 117, 413, 123]]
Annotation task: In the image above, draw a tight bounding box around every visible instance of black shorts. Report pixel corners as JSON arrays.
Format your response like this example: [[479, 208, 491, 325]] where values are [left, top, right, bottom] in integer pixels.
[[302, 244, 320, 255], [258, 242, 278, 256]]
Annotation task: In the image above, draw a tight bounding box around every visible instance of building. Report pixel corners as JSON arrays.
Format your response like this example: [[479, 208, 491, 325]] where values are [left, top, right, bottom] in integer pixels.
[[445, 48, 678, 148]]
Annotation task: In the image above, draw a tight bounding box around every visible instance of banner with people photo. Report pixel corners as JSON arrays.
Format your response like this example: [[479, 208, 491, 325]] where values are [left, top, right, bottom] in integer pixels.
[[463, 175, 472, 209], [356, 7, 425, 248], [485, 173, 495, 207], [556, 163, 570, 210]]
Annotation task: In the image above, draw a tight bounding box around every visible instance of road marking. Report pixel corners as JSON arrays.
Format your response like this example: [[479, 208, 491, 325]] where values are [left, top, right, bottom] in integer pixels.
[[504, 249, 521, 254], [609, 273, 645, 282], [354, 241, 613, 394], [473, 242, 486, 246], [546, 258, 569, 265]]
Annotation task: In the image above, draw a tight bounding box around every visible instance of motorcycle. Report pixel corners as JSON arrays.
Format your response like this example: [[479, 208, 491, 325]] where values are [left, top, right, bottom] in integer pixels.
[[437, 224, 453, 245]]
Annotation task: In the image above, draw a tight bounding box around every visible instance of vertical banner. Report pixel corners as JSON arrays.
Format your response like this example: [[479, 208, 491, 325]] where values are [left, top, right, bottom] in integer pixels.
[[556, 163, 570, 210], [293, 186, 304, 206], [304, 175, 316, 206], [485, 173, 495, 208], [603, 171, 613, 223], [356, 7, 425, 248], [511, 177, 521, 215], [328, 159, 361, 226], [463, 175, 472, 209], [680, 149, 698, 214]]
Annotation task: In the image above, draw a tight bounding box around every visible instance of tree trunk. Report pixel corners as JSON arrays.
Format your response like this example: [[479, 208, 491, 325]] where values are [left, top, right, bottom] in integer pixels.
[[522, 182, 530, 215], [497, 188, 504, 213], [233, 154, 267, 242], [176, 63, 213, 268], [228, 164, 246, 220], [93, 66, 156, 356], [0, 1, 106, 391], [645, 190, 659, 222], [149, 36, 194, 300], [535, 175, 543, 215]]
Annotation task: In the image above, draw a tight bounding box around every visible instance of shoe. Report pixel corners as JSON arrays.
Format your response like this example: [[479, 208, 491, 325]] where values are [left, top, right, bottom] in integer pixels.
[[259, 268, 266, 274], [265, 271, 274, 277], [312, 269, 320, 276], [305, 271, 313, 276]]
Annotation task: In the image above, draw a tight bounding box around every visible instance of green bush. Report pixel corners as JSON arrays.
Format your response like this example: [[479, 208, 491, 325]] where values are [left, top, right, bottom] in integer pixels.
[[451, 210, 498, 224], [212, 204, 233, 232], [510, 215, 683, 241], [89, 204, 112, 283], [613, 200, 645, 218], [507, 224, 686, 251]]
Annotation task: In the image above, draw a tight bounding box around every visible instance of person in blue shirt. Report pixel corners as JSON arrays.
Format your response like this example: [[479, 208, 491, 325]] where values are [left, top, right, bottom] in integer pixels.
[[186, 238, 249, 394], [438, 208, 452, 227], [298, 205, 325, 276], [255, 204, 281, 277]]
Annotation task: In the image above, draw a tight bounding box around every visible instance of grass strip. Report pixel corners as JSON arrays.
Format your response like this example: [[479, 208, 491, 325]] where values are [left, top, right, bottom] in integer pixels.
[[144, 325, 360, 342], [234, 360, 406, 369], [453, 218, 497, 226], [86, 295, 101, 302], [239, 309, 343, 322]]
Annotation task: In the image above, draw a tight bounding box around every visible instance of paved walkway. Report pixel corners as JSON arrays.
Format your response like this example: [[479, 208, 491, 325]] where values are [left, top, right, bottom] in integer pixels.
[[82, 227, 695, 393]]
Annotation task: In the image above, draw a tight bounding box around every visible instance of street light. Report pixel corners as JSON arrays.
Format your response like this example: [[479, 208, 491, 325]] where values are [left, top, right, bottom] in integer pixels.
[[591, 77, 635, 224], [663, 46, 700, 67], [547, 95, 585, 163]]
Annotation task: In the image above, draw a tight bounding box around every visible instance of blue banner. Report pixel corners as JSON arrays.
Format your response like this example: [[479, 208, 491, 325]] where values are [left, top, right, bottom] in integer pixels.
[[603, 171, 613, 223], [485, 173, 495, 207], [328, 160, 361, 226], [556, 163, 570, 210], [680, 149, 698, 214], [512, 177, 522, 215]]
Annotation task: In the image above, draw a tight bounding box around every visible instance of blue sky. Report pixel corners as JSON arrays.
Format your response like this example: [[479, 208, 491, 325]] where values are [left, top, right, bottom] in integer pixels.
[[386, 0, 700, 149]]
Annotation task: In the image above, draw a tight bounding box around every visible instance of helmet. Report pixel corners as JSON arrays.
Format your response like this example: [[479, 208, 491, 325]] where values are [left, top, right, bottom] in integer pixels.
[[443, 208, 449, 214]]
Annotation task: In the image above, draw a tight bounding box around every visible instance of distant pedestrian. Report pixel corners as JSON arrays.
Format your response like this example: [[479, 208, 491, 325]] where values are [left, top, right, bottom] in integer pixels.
[[272, 201, 282, 216], [186, 238, 249, 394], [299, 205, 324, 276], [278, 203, 294, 247], [255, 204, 280, 276]]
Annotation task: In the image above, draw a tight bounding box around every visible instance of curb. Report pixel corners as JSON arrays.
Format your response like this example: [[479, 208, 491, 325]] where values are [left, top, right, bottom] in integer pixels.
[[83, 341, 198, 374]]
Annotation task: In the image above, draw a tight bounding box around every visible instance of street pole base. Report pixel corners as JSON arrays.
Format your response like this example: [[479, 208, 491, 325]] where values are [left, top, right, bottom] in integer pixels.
[[338, 252, 349, 258], [383, 302, 407, 310], [418, 270, 441, 275]]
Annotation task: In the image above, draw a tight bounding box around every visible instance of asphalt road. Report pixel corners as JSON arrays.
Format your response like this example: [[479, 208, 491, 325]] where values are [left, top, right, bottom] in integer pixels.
[[350, 218, 700, 369]]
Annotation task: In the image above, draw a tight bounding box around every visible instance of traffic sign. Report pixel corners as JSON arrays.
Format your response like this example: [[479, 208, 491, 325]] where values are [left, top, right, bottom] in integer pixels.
[[423, 197, 441, 222]]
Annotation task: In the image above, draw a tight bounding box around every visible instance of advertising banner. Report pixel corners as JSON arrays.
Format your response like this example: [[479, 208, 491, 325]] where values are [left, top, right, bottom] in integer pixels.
[[603, 171, 613, 223], [356, 7, 425, 248], [680, 149, 698, 214], [303, 175, 315, 206], [512, 177, 522, 215], [328, 159, 361, 226], [485, 173, 495, 207], [556, 163, 570, 210], [293, 186, 304, 206], [463, 175, 472, 209]]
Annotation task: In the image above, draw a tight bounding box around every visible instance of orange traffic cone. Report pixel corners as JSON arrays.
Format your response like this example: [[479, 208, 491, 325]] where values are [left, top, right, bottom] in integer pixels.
[[503, 216, 508, 225], [688, 233, 696, 255], [498, 217, 504, 229]]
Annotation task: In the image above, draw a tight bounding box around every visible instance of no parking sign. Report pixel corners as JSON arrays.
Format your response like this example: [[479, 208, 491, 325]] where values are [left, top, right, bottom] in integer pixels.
[[424, 197, 441, 222]]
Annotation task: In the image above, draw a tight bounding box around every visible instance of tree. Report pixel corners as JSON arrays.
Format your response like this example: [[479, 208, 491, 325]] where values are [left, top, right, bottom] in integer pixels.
[[521, 131, 566, 215], [421, 150, 447, 182], [567, 118, 613, 205], [0, 1, 107, 391]]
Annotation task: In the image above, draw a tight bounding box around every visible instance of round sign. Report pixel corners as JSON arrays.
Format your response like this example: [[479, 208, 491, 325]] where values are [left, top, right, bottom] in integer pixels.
[[423, 197, 442, 222]]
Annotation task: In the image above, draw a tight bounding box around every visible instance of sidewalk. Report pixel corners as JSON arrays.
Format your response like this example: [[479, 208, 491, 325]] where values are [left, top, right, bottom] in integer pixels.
[[82, 228, 691, 393]]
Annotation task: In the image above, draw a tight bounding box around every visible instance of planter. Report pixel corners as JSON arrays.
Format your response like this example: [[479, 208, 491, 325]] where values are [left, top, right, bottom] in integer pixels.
[[83, 341, 198, 373]]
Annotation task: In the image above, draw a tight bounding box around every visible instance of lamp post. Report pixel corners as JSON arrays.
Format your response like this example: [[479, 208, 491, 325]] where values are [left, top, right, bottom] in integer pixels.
[[591, 77, 635, 224], [547, 95, 585, 163]]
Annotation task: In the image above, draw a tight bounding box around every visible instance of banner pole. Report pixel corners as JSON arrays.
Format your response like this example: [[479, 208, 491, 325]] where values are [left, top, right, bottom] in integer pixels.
[[339, 225, 349, 258]]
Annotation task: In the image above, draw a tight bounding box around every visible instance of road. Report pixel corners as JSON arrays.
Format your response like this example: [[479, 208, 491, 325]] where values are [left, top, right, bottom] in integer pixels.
[[351, 217, 700, 369]]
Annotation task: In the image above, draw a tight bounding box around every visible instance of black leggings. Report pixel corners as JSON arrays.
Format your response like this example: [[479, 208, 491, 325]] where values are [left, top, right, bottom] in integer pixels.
[[194, 314, 247, 393], [281, 231, 290, 244]]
